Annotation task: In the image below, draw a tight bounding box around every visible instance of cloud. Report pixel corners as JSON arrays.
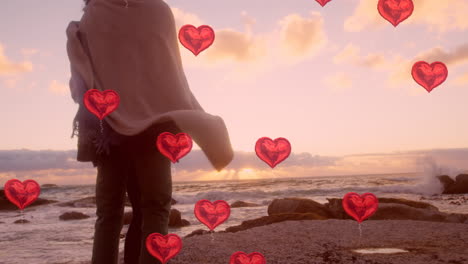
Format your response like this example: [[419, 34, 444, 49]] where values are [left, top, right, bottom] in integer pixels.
[[20, 48, 39, 57], [0, 149, 338, 173], [0, 150, 88, 172], [241, 10, 257, 31], [171, 8, 262, 68], [0, 149, 339, 183], [171, 9, 326, 70], [333, 42, 468, 88], [333, 43, 468, 69], [277, 11, 327, 60], [344, 0, 468, 32], [319, 148, 468, 177], [333, 43, 386, 69], [323, 72, 353, 91], [453, 72, 468, 85], [388, 43, 468, 85], [206, 12, 327, 75], [173, 9, 268, 67], [171, 7, 204, 29], [202, 29, 268, 64], [409, 0, 468, 32], [49, 80, 68, 95], [0, 44, 33, 76], [1, 148, 467, 184], [411, 44, 468, 66], [344, 0, 383, 32]]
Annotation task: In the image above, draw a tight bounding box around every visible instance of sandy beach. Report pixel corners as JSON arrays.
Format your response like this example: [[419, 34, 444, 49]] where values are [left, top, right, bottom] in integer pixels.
[[162, 219, 468, 264]]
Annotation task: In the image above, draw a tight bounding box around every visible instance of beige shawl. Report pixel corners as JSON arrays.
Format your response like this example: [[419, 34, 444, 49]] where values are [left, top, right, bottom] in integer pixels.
[[66, 0, 233, 171]]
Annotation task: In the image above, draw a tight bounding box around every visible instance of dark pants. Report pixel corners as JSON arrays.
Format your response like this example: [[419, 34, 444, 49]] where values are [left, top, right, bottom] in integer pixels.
[[91, 121, 181, 264]]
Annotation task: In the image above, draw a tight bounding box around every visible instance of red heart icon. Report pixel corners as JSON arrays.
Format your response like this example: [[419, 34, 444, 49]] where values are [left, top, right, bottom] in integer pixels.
[[342, 192, 379, 223], [178, 24, 215, 56], [4, 179, 41, 210], [156, 132, 193, 163], [83, 89, 120, 120], [230, 251, 266, 264], [255, 137, 291, 168], [145, 233, 182, 264], [194, 199, 230, 231], [316, 0, 332, 7], [411, 61, 448, 93], [377, 0, 414, 27]]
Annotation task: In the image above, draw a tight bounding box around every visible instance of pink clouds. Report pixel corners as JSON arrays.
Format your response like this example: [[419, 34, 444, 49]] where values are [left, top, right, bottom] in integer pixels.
[[344, 0, 468, 32], [0, 43, 33, 76]]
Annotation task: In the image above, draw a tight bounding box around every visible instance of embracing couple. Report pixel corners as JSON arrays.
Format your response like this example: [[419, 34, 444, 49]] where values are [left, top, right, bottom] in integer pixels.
[[66, 0, 233, 263]]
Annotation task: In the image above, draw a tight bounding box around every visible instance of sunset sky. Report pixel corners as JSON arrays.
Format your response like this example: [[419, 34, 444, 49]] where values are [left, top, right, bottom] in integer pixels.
[[0, 0, 467, 184]]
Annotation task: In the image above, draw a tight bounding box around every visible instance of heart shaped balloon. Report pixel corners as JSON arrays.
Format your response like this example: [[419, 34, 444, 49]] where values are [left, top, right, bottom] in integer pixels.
[[145, 233, 182, 264], [229, 251, 266, 264], [83, 89, 120, 120], [342, 192, 379, 223], [377, 0, 414, 27], [156, 132, 193, 163], [194, 199, 230, 231], [255, 137, 291, 168], [4, 179, 41, 210], [411, 61, 448, 93], [316, 0, 332, 7], [178, 24, 215, 56]]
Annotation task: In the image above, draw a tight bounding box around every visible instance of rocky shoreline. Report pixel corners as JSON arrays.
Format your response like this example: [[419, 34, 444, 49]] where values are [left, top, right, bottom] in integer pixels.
[[2, 177, 467, 264], [163, 219, 468, 264]]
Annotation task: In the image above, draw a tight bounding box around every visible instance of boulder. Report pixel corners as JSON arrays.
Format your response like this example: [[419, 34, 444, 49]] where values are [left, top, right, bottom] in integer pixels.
[[456, 174, 468, 184], [325, 197, 439, 219], [378, 197, 439, 211], [231, 201, 260, 208], [57, 196, 96, 208], [326, 199, 468, 223], [325, 198, 353, 220], [14, 219, 30, 224], [0, 190, 57, 211], [185, 229, 211, 238], [450, 174, 468, 194], [438, 174, 468, 194], [268, 197, 333, 218], [168, 209, 190, 228], [437, 175, 455, 191], [225, 213, 327, 233], [41, 184, 58, 188], [369, 203, 447, 221], [59, 211, 90, 221]]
